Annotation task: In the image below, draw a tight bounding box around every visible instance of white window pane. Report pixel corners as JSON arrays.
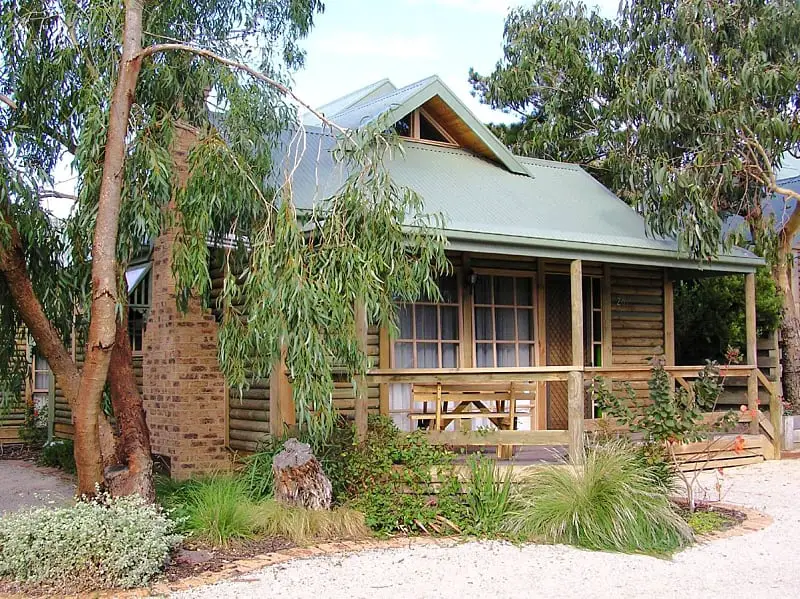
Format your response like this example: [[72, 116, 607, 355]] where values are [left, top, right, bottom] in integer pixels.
[[517, 309, 533, 341], [442, 343, 459, 368], [395, 343, 414, 368], [495, 308, 516, 340], [497, 344, 517, 367], [441, 307, 459, 340], [389, 384, 413, 432], [398, 305, 413, 339], [476, 343, 494, 367], [417, 343, 439, 368], [519, 344, 532, 367], [415, 305, 438, 340], [494, 276, 514, 305], [475, 307, 492, 340]]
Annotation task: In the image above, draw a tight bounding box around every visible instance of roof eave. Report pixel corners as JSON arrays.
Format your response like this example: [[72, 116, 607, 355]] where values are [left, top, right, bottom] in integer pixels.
[[441, 229, 762, 274]]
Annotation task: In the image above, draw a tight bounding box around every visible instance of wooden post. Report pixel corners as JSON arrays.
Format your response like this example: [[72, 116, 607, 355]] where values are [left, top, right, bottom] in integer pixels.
[[771, 385, 783, 460], [664, 273, 675, 366], [601, 264, 613, 368], [568, 370, 584, 463], [536, 259, 547, 430], [269, 346, 295, 437], [745, 272, 759, 435], [570, 260, 584, 368], [354, 300, 369, 442], [569, 260, 585, 463]]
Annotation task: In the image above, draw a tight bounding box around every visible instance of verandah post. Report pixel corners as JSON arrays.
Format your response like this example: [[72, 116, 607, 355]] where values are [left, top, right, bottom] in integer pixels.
[[569, 259, 585, 462], [354, 300, 369, 442], [745, 272, 759, 435]]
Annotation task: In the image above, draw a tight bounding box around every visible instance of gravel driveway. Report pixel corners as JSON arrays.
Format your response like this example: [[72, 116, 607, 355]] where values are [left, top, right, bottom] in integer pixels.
[[0, 459, 75, 514], [174, 459, 800, 599]]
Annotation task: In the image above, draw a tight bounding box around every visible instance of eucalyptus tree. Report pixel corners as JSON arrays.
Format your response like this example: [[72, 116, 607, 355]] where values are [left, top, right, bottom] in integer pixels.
[[471, 0, 800, 407], [1, 0, 446, 498]]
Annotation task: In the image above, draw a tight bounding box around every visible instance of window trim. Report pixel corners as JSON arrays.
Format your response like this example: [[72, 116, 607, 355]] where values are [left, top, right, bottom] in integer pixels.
[[473, 273, 538, 368], [391, 277, 463, 369]]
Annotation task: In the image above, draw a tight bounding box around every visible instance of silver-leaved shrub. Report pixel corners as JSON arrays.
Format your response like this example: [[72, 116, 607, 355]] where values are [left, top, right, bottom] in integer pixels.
[[0, 492, 182, 590]]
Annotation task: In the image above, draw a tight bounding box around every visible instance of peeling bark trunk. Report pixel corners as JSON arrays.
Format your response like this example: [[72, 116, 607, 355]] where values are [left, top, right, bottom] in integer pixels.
[[73, 0, 145, 496], [775, 239, 800, 411], [106, 310, 154, 501]]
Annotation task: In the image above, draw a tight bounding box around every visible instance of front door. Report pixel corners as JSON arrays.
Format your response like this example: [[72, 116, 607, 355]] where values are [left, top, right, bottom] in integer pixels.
[[545, 275, 572, 430]]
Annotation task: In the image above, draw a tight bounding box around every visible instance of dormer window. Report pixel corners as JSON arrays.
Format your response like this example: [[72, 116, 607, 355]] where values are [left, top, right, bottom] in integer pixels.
[[393, 108, 457, 146]]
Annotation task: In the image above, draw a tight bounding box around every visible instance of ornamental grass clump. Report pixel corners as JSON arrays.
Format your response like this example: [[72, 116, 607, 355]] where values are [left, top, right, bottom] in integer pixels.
[[0, 493, 181, 590], [503, 441, 693, 555]]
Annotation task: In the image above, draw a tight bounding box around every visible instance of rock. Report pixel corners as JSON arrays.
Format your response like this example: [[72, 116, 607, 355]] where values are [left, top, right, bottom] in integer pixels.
[[272, 438, 332, 510]]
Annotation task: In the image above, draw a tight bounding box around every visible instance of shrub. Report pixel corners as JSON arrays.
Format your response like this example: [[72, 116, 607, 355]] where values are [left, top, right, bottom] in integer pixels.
[[0, 493, 181, 590], [503, 441, 693, 555], [177, 476, 256, 546], [463, 454, 512, 536], [250, 501, 369, 544], [685, 510, 734, 535], [37, 439, 76, 474]]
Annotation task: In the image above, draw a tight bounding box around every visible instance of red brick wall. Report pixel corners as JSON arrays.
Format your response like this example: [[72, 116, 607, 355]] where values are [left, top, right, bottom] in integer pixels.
[[142, 123, 230, 479]]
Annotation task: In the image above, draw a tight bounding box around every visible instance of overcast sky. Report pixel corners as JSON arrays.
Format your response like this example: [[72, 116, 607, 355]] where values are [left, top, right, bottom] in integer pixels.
[[46, 0, 799, 217]]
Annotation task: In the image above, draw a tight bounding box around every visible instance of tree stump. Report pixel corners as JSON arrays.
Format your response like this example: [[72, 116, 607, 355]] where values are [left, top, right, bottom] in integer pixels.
[[272, 438, 332, 510]]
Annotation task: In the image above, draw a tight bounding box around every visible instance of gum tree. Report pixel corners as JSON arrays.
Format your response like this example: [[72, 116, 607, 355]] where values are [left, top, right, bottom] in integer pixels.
[[471, 0, 800, 407], [1, 0, 446, 497]]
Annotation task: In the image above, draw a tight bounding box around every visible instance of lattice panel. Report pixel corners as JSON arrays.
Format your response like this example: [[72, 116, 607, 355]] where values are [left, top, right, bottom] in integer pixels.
[[546, 276, 572, 430]]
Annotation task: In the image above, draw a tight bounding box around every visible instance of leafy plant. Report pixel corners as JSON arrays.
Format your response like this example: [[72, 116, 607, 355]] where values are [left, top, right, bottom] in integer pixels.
[[503, 441, 693, 555], [0, 492, 181, 590], [684, 510, 735, 535], [463, 454, 513, 536], [591, 359, 738, 511], [37, 439, 76, 474], [17, 403, 46, 447]]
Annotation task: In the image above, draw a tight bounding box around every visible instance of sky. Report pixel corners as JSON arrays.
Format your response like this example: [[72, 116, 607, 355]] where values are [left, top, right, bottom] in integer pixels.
[[46, 0, 800, 216], [291, 0, 620, 124]]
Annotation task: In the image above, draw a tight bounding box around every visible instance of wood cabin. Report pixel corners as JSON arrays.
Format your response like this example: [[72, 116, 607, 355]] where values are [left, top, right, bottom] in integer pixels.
[[0, 76, 783, 475]]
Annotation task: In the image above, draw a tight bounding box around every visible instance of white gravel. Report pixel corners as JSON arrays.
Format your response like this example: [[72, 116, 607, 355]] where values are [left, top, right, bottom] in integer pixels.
[[173, 460, 800, 599]]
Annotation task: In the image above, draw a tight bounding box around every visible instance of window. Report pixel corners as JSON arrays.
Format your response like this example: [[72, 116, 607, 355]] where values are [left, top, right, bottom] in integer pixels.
[[474, 275, 536, 367], [129, 310, 146, 355], [32, 353, 51, 394], [393, 277, 461, 368], [392, 108, 457, 145]]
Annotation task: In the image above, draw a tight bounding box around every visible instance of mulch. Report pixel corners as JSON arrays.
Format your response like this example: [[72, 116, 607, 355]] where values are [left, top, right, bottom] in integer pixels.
[[164, 536, 296, 582], [0, 444, 38, 461]]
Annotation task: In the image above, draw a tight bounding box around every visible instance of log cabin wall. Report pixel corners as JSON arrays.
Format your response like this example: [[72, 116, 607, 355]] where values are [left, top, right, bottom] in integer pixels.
[[609, 265, 666, 398]]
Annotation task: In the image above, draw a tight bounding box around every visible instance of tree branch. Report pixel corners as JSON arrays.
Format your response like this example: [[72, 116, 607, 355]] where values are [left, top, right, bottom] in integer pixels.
[[0, 94, 16, 110], [131, 43, 350, 138], [38, 189, 78, 202]]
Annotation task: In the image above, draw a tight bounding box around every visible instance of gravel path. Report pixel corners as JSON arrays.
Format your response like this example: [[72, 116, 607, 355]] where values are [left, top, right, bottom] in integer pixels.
[[174, 460, 800, 599], [0, 459, 75, 514]]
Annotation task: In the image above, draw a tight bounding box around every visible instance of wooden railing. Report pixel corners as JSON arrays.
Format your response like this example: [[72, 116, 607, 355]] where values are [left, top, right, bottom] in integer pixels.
[[368, 364, 783, 461]]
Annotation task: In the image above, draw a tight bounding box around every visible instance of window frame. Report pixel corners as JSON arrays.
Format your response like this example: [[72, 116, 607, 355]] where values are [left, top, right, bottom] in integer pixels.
[[472, 272, 538, 368], [391, 276, 463, 369], [396, 108, 459, 147]]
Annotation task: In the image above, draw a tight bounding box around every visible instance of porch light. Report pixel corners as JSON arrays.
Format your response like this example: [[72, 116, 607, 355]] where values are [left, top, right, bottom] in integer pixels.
[[467, 270, 478, 288]]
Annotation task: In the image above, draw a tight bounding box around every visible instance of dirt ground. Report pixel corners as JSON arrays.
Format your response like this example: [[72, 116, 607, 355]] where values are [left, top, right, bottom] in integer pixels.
[[0, 459, 75, 514]]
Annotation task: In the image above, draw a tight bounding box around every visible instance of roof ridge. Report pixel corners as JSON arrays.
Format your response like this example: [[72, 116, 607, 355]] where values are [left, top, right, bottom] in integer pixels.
[[516, 156, 582, 172], [329, 76, 438, 119]]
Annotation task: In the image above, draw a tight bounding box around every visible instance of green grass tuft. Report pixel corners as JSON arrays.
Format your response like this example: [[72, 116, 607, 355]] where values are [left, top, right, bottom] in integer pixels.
[[250, 501, 370, 544], [503, 441, 693, 555], [464, 454, 513, 536], [179, 476, 257, 546]]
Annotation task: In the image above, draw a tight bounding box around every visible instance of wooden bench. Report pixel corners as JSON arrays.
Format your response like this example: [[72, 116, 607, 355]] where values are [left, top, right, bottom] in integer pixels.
[[410, 382, 536, 457]]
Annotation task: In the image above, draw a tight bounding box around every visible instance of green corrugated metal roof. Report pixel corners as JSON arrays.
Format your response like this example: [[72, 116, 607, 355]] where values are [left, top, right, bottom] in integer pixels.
[[303, 76, 529, 176], [280, 77, 762, 274]]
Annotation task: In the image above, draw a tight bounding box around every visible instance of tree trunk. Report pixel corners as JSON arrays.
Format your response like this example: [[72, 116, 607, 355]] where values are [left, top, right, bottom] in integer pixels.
[[775, 238, 800, 411], [73, 0, 146, 496], [106, 309, 155, 501], [272, 439, 332, 510]]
